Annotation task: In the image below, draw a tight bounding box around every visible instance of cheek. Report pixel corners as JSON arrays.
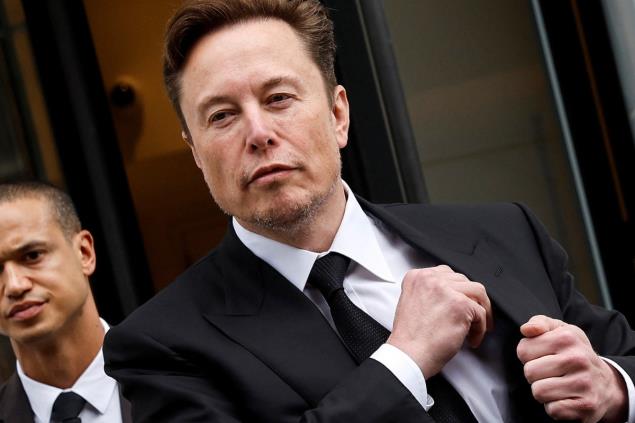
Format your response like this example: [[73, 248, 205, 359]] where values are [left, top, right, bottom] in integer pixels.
[[201, 137, 240, 171], [59, 280, 90, 312], [310, 122, 340, 159], [203, 156, 239, 189], [55, 264, 90, 298]]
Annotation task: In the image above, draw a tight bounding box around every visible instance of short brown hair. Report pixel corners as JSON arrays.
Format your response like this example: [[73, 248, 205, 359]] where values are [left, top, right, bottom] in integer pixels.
[[0, 181, 82, 239], [164, 0, 337, 135]]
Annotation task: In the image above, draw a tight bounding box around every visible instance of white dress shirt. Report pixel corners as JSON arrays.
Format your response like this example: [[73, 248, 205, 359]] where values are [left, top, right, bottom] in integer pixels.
[[16, 318, 123, 423], [234, 183, 634, 422]]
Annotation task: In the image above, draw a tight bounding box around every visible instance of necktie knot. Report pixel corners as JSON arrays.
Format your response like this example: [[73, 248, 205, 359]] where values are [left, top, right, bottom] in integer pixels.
[[51, 391, 86, 423], [308, 252, 389, 363], [308, 252, 351, 298]]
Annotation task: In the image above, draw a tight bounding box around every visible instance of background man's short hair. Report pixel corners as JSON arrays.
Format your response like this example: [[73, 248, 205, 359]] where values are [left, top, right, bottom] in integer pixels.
[[163, 0, 337, 136], [0, 181, 82, 239]]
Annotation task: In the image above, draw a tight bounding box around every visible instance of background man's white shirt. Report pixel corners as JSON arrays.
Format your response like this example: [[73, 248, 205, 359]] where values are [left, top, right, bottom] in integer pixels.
[[16, 319, 123, 423]]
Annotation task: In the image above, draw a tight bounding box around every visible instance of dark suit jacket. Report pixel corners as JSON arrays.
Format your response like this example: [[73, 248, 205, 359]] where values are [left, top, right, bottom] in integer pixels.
[[104, 200, 635, 422], [0, 372, 132, 423]]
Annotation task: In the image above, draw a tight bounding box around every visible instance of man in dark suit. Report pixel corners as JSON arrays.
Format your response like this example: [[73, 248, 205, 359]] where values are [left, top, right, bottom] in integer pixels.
[[104, 0, 635, 421], [0, 182, 131, 423]]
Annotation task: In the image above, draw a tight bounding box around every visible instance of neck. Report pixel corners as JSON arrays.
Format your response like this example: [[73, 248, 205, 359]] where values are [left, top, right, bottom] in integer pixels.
[[12, 298, 105, 389], [240, 181, 347, 252]]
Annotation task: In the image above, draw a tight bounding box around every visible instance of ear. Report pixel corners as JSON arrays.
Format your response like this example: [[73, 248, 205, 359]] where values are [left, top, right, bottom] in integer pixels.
[[75, 230, 96, 277], [183, 131, 203, 169], [332, 85, 350, 149], [181, 130, 191, 145]]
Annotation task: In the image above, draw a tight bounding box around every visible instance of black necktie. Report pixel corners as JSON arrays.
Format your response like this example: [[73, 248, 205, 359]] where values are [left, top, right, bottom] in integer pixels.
[[308, 252, 477, 423], [51, 391, 86, 423]]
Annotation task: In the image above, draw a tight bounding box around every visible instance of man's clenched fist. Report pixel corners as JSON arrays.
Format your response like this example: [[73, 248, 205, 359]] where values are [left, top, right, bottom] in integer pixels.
[[517, 315, 628, 423], [388, 265, 493, 378]]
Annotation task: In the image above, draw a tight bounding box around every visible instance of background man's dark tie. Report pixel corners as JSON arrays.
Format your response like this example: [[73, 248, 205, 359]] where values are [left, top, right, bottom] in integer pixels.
[[308, 252, 477, 423], [51, 391, 86, 423]]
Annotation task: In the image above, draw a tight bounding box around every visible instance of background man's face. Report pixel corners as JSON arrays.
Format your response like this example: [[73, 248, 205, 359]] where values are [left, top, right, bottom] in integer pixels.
[[0, 198, 95, 346], [179, 19, 349, 231]]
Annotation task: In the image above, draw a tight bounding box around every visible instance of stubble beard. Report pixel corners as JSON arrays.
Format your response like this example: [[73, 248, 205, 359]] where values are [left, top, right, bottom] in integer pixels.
[[249, 175, 338, 235], [208, 161, 341, 237]]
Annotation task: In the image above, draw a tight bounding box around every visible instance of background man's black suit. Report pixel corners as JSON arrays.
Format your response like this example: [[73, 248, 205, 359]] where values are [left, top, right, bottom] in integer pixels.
[[0, 374, 32, 423], [0, 373, 132, 423], [104, 199, 635, 422]]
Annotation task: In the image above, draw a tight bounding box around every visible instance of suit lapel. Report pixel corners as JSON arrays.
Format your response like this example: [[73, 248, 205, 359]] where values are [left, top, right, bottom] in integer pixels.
[[359, 199, 560, 327], [202, 227, 356, 406], [0, 374, 34, 423], [361, 200, 559, 421]]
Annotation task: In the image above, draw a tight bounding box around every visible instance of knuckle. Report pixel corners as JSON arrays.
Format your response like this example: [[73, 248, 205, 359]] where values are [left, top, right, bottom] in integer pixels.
[[531, 383, 546, 403], [523, 363, 534, 381], [450, 293, 469, 310], [544, 400, 586, 421], [473, 282, 486, 296], [403, 268, 422, 281], [437, 264, 452, 272], [544, 402, 559, 418], [576, 373, 594, 392], [406, 268, 437, 285], [516, 341, 528, 362], [523, 363, 535, 382], [571, 324, 585, 336], [454, 272, 468, 281], [556, 329, 577, 347], [402, 272, 416, 289], [545, 402, 570, 420], [474, 303, 487, 321], [566, 350, 589, 369], [576, 397, 595, 413], [403, 269, 429, 289]]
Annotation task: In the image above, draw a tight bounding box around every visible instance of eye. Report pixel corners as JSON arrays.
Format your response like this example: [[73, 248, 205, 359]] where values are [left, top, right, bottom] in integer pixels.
[[210, 111, 231, 123], [267, 93, 292, 105], [23, 250, 43, 263]]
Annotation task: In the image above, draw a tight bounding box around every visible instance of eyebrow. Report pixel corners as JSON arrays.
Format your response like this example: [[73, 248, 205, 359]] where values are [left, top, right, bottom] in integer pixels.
[[0, 241, 48, 262], [261, 75, 302, 91]]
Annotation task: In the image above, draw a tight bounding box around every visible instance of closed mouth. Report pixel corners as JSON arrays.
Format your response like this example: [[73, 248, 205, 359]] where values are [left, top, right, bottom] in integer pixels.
[[7, 300, 45, 320], [248, 163, 296, 185]]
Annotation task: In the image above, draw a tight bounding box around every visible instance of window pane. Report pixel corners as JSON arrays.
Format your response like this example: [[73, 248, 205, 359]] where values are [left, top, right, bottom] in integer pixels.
[[383, 0, 605, 304], [602, 0, 635, 146]]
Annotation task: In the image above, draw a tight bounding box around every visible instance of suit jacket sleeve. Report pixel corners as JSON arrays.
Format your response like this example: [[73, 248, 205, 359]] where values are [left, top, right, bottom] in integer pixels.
[[103, 327, 428, 423]]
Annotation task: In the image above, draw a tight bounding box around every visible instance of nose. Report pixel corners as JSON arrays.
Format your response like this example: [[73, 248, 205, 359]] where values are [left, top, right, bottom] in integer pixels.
[[2, 263, 32, 299], [244, 107, 276, 152]]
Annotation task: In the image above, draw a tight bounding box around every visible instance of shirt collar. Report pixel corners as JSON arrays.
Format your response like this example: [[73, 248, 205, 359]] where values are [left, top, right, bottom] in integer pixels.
[[233, 181, 395, 292], [16, 318, 118, 422]]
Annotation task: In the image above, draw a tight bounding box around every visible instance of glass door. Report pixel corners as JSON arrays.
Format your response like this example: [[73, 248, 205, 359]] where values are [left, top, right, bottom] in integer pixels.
[[379, 0, 608, 306]]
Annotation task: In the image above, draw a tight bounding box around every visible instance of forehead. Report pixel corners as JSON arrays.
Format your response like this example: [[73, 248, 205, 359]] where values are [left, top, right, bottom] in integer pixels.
[[180, 18, 319, 101], [0, 198, 60, 246]]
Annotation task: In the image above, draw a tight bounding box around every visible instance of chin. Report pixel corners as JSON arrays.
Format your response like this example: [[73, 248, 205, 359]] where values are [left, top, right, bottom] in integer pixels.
[[10, 319, 57, 346], [249, 185, 336, 232], [10, 328, 48, 345]]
